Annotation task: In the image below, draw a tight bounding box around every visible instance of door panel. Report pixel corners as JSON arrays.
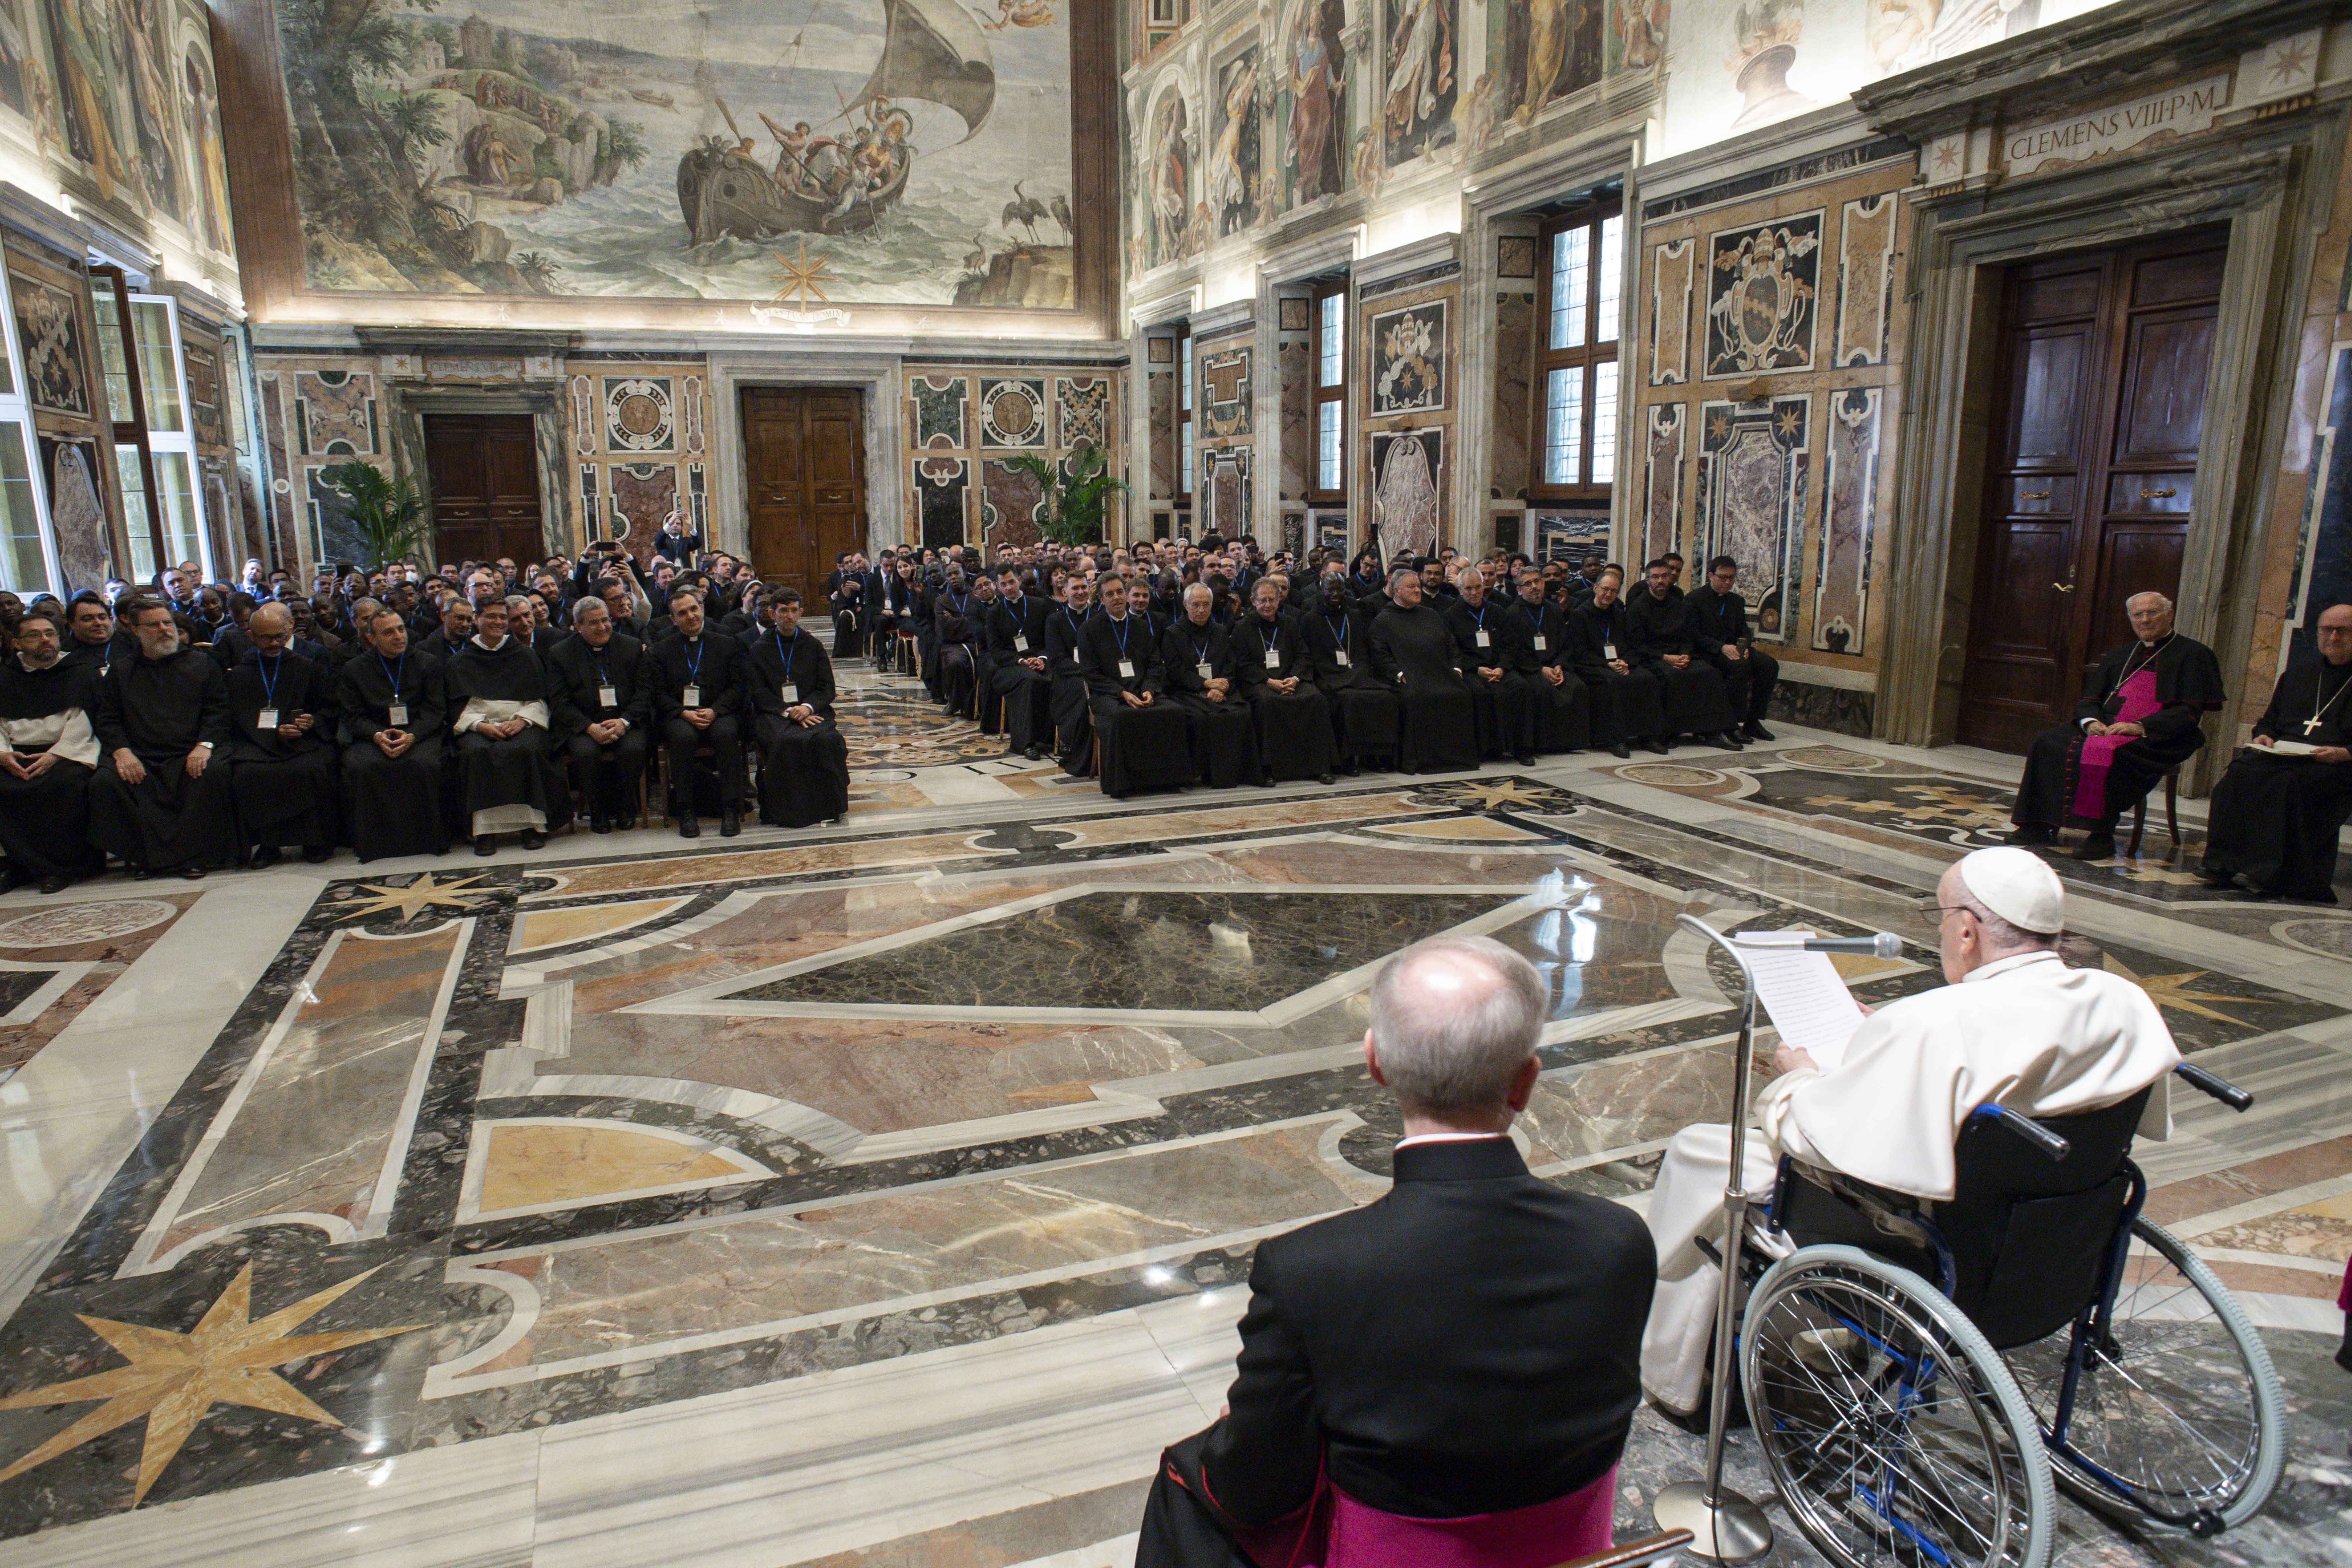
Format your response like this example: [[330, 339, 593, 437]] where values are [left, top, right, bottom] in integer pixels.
[[742, 387, 866, 597], [423, 414, 543, 568], [1956, 229, 2225, 752]]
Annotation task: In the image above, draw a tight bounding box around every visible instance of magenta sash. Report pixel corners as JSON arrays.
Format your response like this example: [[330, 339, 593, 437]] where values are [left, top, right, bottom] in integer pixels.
[[2072, 668, 2161, 819], [1234, 1464, 1617, 1568]]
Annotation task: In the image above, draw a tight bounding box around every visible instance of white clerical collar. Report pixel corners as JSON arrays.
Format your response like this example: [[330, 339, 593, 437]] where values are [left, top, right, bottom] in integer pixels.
[[1395, 1131, 1511, 1150], [471, 634, 509, 651], [1962, 950, 2063, 984]]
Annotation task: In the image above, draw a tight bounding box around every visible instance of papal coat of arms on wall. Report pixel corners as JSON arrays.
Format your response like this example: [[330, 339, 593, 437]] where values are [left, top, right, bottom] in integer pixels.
[[1705, 213, 1822, 378], [1369, 300, 1446, 415]]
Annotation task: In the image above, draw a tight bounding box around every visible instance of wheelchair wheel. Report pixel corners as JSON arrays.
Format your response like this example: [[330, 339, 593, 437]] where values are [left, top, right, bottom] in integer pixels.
[[1743, 1245, 2054, 1568], [2001, 1217, 2283, 1533]]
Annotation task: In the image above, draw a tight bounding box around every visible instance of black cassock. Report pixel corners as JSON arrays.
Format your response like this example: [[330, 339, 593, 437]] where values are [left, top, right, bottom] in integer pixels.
[[1684, 585, 1779, 728], [90, 647, 238, 872], [2012, 635, 2226, 832], [828, 572, 868, 661], [1444, 598, 1537, 759], [226, 649, 340, 852], [988, 595, 1055, 755], [1368, 602, 1479, 773], [1624, 588, 1735, 738], [748, 629, 851, 827], [1300, 604, 1398, 768], [0, 657, 102, 880], [1045, 602, 1096, 775], [933, 590, 982, 719], [1080, 611, 1193, 797], [546, 631, 652, 826], [1232, 611, 1334, 782], [1506, 597, 1591, 753], [646, 631, 748, 815], [335, 651, 448, 861], [443, 637, 569, 837], [1160, 618, 1259, 788], [1567, 600, 1666, 745], [2202, 657, 2352, 901]]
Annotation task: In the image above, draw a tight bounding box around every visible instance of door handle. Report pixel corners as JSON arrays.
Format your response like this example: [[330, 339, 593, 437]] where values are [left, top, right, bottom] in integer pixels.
[[2141, 487, 2175, 499], [2052, 582, 2075, 593], [2021, 489, 2051, 500]]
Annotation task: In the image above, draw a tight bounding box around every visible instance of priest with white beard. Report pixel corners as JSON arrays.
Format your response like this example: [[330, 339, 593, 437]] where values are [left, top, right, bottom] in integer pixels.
[[1638, 847, 2182, 1422]]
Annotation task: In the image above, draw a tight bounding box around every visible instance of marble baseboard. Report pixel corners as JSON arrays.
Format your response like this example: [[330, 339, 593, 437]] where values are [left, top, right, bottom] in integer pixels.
[[1768, 678, 1874, 737]]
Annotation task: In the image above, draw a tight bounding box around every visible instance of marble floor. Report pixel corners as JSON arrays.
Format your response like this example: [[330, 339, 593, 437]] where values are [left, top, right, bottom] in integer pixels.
[[0, 666, 2348, 1568]]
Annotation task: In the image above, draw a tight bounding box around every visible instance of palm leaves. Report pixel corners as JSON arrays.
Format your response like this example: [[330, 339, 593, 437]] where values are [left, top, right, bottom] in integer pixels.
[[319, 461, 430, 572], [1004, 445, 1126, 546]]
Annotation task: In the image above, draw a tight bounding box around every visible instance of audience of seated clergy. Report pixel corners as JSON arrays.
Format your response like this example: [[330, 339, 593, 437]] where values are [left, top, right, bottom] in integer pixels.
[[2200, 600, 2352, 900], [747, 588, 851, 828], [90, 598, 237, 879], [335, 608, 447, 863], [546, 595, 650, 833], [225, 604, 340, 867], [1137, 935, 1656, 1566], [2010, 591, 2225, 860], [0, 609, 103, 892], [444, 598, 565, 856]]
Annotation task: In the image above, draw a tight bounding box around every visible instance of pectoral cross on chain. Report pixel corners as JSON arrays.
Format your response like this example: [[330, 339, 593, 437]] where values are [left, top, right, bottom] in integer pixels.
[[2306, 713, 2325, 737]]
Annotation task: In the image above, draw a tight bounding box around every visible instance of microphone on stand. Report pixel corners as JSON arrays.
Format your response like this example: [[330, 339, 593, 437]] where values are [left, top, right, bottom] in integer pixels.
[[1801, 932, 1903, 958]]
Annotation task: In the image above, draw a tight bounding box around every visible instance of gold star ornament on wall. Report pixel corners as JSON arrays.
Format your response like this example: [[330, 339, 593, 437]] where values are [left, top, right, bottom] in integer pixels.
[[772, 240, 835, 310], [0, 1264, 423, 1505]]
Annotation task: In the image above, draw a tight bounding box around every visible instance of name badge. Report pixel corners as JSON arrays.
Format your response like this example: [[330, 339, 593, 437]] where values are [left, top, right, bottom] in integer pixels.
[[1474, 629, 1491, 648], [1195, 660, 1214, 681], [597, 683, 619, 708], [388, 703, 409, 728], [1013, 633, 1029, 652], [258, 707, 279, 730], [682, 684, 700, 707], [1532, 635, 1547, 651], [1335, 649, 1350, 667], [782, 683, 799, 706], [1603, 642, 1618, 662], [1263, 649, 1281, 669], [1117, 659, 1135, 680]]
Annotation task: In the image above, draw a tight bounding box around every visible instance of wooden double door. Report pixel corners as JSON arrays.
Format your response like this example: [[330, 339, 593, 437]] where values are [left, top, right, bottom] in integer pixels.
[[422, 414, 545, 566], [1955, 230, 2227, 753], [742, 387, 865, 597]]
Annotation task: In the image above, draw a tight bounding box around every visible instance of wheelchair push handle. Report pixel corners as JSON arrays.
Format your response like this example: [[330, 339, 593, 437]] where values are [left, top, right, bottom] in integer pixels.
[[1972, 1103, 2072, 1162], [2175, 1060, 2254, 1111]]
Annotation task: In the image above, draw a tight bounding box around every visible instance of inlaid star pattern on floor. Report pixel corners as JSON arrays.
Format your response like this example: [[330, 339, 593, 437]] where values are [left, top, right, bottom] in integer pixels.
[[0, 1266, 422, 1505], [327, 873, 493, 924], [2101, 952, 2262, 1027], [1415, 778, 1581, 813]]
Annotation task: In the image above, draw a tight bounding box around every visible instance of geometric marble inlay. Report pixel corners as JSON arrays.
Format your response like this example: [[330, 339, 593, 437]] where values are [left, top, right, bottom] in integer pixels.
[[726, 889, 1519, 1016], [0, 899, 179, 947], [467, 1121, 771, 1219]]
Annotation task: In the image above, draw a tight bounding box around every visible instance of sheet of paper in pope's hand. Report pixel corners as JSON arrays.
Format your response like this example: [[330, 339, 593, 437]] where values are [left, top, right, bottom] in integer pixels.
[[1731, 930, 1867, 1070]]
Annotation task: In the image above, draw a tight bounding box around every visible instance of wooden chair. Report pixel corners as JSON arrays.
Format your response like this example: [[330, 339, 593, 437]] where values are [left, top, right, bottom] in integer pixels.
[[2125, 764, 2182, 858]]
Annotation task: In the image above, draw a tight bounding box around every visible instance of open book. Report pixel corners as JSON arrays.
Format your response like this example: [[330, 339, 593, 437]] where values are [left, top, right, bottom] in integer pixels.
[[1730, 931, 1868, 1070], [2263, 740, 2323, 757]]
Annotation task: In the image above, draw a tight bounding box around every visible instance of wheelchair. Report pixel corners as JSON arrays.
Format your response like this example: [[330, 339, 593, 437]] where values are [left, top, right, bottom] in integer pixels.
[[1732, 1061, 2283, 1568]]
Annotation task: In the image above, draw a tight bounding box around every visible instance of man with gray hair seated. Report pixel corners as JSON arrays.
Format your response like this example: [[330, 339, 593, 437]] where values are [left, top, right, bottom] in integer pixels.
[[1137, 934, 1656, 1566]]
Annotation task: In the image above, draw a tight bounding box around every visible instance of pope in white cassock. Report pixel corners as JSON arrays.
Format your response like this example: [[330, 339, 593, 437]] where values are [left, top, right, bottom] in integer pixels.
[[1640, 846, 2183, 1418]]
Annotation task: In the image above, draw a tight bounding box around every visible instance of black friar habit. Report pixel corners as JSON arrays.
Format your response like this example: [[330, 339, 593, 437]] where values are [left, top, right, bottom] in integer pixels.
[[2012, 634, 2225, 834], [1301, 599, 1398, 771], [828, 570, 868, 661], [1624, 585, 1736, 741], [1045, 600, 1097, 776], [1567, 598, 1667, 749], [443, 635, 569, 839], [1443, 595, 1536, 761], [1161, 616, 1259, 788], [226, 648, 340, 855], [1080, 609, 1193, 798], [0, 655, 103, 882], [1507, 594, 1590, 754], [932, 587, 983, 719], [547, 630, 652, 827], [989, 594, 1056, 757], [748, 628, 851, 828], [2202, 655, 2352, 901], [90, 644, 238, 873], [1232, 609, 1334, 783], [335, 649, 449, 861], [1368, 599, 1479, 774]]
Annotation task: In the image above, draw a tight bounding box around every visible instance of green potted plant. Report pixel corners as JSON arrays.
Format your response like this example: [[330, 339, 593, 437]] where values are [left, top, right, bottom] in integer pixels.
[[319, 460, 431, 571], [1004, 445, 1127, 546]]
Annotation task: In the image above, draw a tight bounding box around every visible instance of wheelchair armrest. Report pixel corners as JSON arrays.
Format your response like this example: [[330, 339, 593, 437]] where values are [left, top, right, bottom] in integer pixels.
[[2175, 1060, 2254, 1111], [1972, 1104, 2071, 1162], [1549, 1528, 1695, 1568]]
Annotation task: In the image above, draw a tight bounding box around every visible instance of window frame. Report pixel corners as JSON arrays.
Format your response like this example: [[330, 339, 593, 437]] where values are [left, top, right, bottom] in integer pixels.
[[1531, 200, 1624, 503], [127, 290, 212, 582], [1308, 276, 1347, 507], [1174, 323, 1193, 519], [0, 265, 61, 597]]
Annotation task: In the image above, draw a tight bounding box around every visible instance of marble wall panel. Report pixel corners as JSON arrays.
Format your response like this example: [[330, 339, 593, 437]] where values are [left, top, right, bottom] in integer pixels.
[[910, 375, 969, 450], [1055, 376, 1110, 448], [1815, 387, 1881, 657], [979, 378, 1049, 450], [981, 458, 1046, 552], [609, 464, 680, 540], [1277, 340, 1312, 499], [1203, 447, 1251, 539], [11, 267, 94, 421], [1833, 193, 1897, 368], [1703, 212, 1822, 379], [1368, 299, 1447, 416], [1369, 428, 1442, 558], [568, 375, 597, 455], [919, 457, 973, 551], [43, 438, 109, 590], [1148, 371, 1177, 499], [1649, 238, 1692, 386], [578, 464, 600, 544], [1642, 402, 1685, 563], [1697, 395, 1809, 642], [602, 377, 676, 454], [295, 369, 377, 455], [1201, 344, 1252, 439], [1491, 294, 1534, 498]]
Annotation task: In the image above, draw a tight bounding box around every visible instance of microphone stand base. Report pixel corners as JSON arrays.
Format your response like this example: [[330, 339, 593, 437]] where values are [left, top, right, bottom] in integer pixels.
[[1652, 1480, 1774, 1564]]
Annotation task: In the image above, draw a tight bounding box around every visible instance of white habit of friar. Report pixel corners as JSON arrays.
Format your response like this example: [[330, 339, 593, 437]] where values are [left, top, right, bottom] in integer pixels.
[[1639, 949, 2181, 1413]]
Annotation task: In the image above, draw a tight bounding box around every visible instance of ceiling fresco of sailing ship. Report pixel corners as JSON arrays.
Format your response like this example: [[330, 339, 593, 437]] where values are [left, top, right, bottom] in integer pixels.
[[271, 0, 1076, 307]]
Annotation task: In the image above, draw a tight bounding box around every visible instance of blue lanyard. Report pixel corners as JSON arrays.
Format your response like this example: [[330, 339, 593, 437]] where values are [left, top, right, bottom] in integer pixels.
[[1519, 601, 1546, 631], [1469, 604, 1488, 630], [683, 636, 704, 685], [1187, 628, 1212, 664], [377, 652, 405, 694], [258, 652, 283, 709], [591, 650, 612, 687], [1323, 612, 1348, 646], [1110, 614, 1131, 659], [772, 628, 800, 677]]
